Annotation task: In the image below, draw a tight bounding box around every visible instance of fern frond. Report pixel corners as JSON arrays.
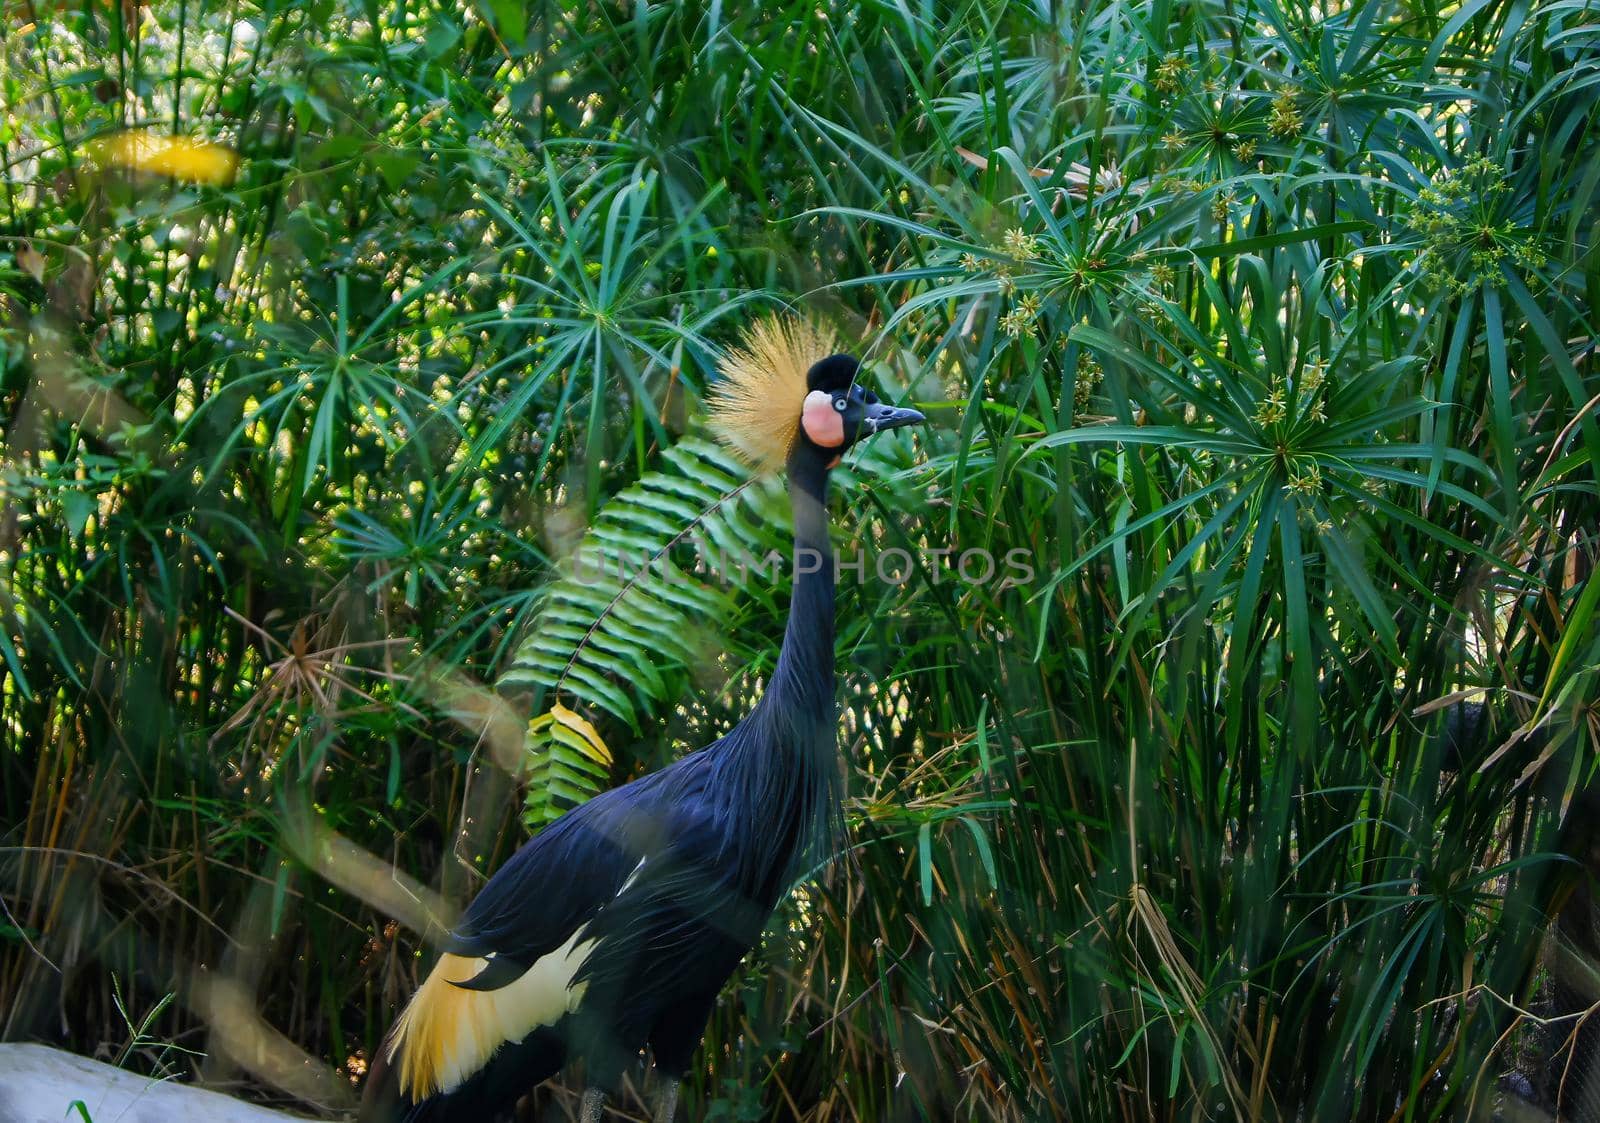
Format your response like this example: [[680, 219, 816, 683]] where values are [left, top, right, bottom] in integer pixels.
[[501, 436, 788, 736], [521, 704, 613, 828]]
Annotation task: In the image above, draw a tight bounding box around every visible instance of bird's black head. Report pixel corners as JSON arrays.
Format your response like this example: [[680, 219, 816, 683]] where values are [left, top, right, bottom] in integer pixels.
[[798, 353, 925, 463]]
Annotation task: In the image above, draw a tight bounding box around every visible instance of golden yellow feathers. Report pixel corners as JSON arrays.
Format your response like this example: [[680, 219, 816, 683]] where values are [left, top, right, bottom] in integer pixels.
[[386, 953, 483, 1099], [384, 935, 593, 1100], [708, 316, 842, 472]]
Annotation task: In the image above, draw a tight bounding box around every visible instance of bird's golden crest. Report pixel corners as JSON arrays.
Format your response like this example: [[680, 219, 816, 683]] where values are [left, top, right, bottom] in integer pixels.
[[709, 316, 842, 471]]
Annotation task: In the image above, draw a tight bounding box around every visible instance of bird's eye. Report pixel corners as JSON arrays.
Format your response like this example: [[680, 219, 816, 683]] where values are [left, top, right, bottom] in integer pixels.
[[833, 398, 847, 412]]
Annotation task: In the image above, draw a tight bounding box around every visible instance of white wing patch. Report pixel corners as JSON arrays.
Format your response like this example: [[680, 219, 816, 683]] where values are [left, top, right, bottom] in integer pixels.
[[386, 928, 598, 1099]]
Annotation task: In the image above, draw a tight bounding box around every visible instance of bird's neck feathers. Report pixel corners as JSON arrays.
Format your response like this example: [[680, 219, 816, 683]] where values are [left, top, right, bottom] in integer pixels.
[[765, 445, 836, 728], [715, 442, 842, 883]]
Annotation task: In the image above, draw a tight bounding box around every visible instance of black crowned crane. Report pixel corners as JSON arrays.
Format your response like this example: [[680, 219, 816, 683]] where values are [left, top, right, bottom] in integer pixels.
[[361, 318, 925, 1123]]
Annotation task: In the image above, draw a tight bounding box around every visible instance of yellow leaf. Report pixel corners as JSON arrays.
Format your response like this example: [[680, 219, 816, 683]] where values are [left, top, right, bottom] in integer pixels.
[[94, 129, 240, 186], [549, 703, 611, 766]]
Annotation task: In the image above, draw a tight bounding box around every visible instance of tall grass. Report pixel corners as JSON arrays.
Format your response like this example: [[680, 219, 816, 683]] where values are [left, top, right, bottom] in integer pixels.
[[2, 0, 1597, 1119]]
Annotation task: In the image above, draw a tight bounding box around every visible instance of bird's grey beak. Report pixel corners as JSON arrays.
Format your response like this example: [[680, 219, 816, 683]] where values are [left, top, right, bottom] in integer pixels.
[[862, 402, 925, 435]]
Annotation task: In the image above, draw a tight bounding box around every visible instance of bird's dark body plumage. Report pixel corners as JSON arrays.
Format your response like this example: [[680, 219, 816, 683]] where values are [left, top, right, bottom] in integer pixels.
[[364, 332, 921, 1123], [387, 740, 818, 1120]]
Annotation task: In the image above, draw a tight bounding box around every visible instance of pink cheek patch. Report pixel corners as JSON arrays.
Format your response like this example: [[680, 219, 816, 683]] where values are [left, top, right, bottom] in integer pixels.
[[800, 390, 846, 448]]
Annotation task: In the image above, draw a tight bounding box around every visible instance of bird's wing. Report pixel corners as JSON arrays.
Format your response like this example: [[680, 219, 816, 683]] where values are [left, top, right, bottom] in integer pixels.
[[445, 794, 642, 958], [571, 774, 777, 1008], [380, 754, 716, 1102], [446, 750, 719, 958]]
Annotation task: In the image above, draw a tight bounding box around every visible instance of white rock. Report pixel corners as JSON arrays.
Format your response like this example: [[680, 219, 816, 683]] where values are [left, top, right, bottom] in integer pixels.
[[0, 1045, 322, 1123]]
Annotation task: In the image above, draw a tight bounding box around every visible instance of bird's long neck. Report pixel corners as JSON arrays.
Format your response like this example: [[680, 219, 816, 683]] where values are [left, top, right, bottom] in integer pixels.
[[717, 445, 841, 888], [763, 449, 836, 727]]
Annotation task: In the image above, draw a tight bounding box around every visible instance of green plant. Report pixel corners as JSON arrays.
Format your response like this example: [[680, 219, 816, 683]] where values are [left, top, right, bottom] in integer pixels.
[[1, 0, 1596, 1120]]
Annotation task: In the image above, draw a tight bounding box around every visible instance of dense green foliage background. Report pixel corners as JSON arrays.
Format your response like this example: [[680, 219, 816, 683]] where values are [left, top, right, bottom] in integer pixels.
[[3, 0, 1598, 1119]]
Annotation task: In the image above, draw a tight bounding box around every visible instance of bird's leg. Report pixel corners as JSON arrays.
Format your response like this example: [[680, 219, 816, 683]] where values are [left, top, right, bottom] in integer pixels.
[[650, 1076, 680, 1122], [580, 1086, 607, 1123]]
